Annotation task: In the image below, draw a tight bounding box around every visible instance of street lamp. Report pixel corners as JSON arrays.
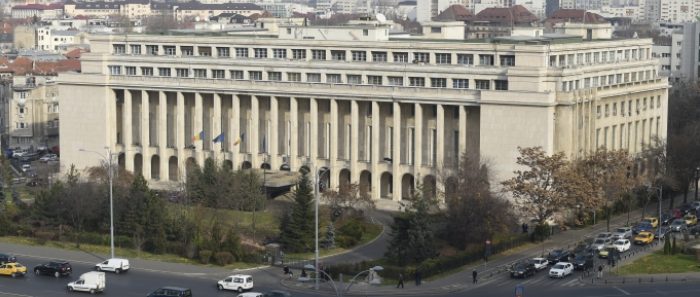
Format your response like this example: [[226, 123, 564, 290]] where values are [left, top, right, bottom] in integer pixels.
[[79, 147, 116, 259], [303, 158, 330, 291], [303, 264, 383, 297], [694, 167, 700, 201]]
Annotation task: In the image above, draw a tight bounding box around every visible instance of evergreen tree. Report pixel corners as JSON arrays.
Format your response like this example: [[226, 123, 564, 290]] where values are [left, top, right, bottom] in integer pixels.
[[321, 221, 336, 248], [386, 186, 437, 266], [278, 174, 315, 252], [200, 158, 219, 207], [120, 174, 150, 249]]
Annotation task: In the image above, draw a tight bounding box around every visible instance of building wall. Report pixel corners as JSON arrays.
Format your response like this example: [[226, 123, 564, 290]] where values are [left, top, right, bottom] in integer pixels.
[[14, 25, 36, 50], [9, 76, 60, 150]]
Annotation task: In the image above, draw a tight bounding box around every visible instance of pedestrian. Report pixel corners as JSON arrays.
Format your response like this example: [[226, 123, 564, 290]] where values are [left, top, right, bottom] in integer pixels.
[[415, 270, 422, 286], [396, 273, 404, 288], [597, 265, 603, 279], [472, 269, 478, 284]]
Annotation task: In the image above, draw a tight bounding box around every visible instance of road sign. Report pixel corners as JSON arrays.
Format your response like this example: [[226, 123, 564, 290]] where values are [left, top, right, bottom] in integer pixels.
[[515, 284, 524, 297]]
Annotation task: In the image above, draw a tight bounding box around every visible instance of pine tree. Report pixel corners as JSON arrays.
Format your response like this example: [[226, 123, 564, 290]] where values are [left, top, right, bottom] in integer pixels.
[[278, 173, 315, 252], [386, 186, 437, 266], [321, 222, 336, 248]]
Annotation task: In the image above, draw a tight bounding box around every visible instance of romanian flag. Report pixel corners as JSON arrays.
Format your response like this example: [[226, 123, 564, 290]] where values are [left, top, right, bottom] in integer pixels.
[[233, 133, 244, 146], [192, 131, 205, 142], [212, 133, 224, 143]]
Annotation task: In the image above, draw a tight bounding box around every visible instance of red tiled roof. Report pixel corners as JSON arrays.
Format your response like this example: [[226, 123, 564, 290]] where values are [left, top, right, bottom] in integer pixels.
[[435, 4, 473, 21], [0, 56, 80, 76], [64, 48, 83, 59], [474, 5, 538, 25], [547, 9, 607, 24]]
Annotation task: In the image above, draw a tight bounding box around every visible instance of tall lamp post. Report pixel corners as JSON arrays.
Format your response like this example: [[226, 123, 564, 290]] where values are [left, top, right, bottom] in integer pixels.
[[694, 167, 700, 201], [79, 146, 115, 259], [304, 264, 383, 297], [305, 159, 330, 291]]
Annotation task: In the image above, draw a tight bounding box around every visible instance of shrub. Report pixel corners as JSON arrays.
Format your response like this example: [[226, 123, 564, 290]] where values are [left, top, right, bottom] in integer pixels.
[[78, 232, 106, 245], [531, 224, 551, 242], [214, 251, 233, 266], [34, 231, 54, 245], [336, 219, 365, 248], [198, 250, 213, 264]]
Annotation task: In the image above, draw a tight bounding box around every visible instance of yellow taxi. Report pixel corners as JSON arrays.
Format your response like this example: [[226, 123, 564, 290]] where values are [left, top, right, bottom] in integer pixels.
[[634, 231, 655, 245], [684, 214, 698, 226], [0, 262, 27, 278], [642, 217, 659, 228]]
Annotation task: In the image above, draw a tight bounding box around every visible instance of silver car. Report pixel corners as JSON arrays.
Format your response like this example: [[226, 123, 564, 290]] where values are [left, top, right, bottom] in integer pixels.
[[592, 238, 612, 250], [612, 227, 633, 239]]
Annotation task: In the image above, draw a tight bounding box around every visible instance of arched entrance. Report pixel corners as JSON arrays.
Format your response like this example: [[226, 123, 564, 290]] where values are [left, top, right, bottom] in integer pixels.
[[280, 164, 291, 171], [319, 167, 330, 192], [401, 174, 414, 200], [445, 176, 458, 199], [423, 175, 437, 199], [151, 155, 160, 180], [223, 160, 233, 171], [241, 161, 252, 170], [117, 153, 125, 171], [261, 163, 271, 170], [359, 170, 371, 198], [380, 172, 392, 199], [339, 169, 351, 188], [134, 153, 143, 177], [168, 156, 178, 181]]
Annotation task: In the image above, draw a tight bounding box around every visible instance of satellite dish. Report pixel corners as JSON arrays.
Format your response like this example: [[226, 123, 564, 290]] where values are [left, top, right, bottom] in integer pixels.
[[376, 13, 387, 24]]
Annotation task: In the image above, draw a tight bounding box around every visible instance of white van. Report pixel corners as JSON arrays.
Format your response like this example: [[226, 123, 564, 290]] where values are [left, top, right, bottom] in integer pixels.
[[67, 271, 105, 294], [95, 258, 129, 274], [217, 274, 254, 292]]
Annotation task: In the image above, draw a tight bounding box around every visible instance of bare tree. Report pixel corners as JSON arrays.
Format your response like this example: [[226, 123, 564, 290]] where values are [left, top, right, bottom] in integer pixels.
[[322, 183, 375, 222]]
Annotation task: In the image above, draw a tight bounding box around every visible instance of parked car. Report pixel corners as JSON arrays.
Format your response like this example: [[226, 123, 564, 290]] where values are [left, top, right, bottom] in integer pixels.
[[95, 258, 129, 274], [655, 227, 671, 241], [21, 164, 31, 172], [678, 204, 695, 216], [237, 293, 263, 297], [546, 249, 571, 265], [572, 253, 594, 271], [684, 214, 698, 226], [595, 232, 614, 240], [147, 287, 192, 297], [39, 154, 58, 163], [218, 274, 254, 292], [612, 239, 631, 252], [632, 222, 655, 234], [592, 238, 612, 251], [691, 201, 700, 211], [548, 262, 574, 278], [634, 231, 655, 245], [0, 262, 27, 278], [670, 219, 688, 232], [0, 253, 17, 264], [642, 217, 659, 228], [612, 227, 633, 239], [598, 247, 618, 259], [263, 291, 292, 297], [531, 258, 549, 270], [67, 271, 105, 294], [34, 261, 72, 277], [660, 213, 674, 226], [510, 261, 537, 278], [689, 225, 700, 236]]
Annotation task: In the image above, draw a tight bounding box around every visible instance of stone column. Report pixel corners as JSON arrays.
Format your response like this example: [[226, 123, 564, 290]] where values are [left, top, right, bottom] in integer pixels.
[[290, 97, 299, 169], [141, 90, 151, 180], [231, 94, 240, 168], [350, 100, 359, 183], [194, 92, 203, 166], [250, 95, 259, 166], [123, 89, 134, 172], [458, 106, 467, 158], [176, 92, 185, 177], [436, 104, 445, 168], [371, 101, 380, 200], [270, 96, 279, 169], [109, 89, 117, 149], [158, 91, 168, 180], [330, 99, 339, 189], [392, 102, 401, 201], [414, 103, 423, 179], [310, 98, 318, 163], [213, 93, 222, 159]]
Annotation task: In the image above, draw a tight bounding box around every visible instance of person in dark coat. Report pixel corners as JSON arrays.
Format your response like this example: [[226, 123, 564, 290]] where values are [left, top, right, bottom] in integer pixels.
[[396, 273, 404, 288], [472, 269, 478, 284]]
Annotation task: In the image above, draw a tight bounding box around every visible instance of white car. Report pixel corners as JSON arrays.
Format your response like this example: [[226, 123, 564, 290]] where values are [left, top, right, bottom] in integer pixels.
[[95, 258, 129, 274], [548, 262, 574, 278], [531, 258, 548, 270], [67, 271, 105, 294], [21, 164, 31, 172], [40, 154, 57, 162], [612, 239, 631, 253], [612, 227, 633, 239], [592, 238, 612, 250], [595, 232, 614, 240], [236, 293, 263, 297], [218, 274, 254, 292]]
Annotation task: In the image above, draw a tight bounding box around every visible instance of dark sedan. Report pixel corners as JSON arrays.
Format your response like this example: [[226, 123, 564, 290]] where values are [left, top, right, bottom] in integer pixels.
[[33, 261, 72, 277], [0, 253, 17, 264], [510, 262, 537, 278], [546, 249, 571, 265], [632, 222, 654, 234], [572, 253, 594, 270]]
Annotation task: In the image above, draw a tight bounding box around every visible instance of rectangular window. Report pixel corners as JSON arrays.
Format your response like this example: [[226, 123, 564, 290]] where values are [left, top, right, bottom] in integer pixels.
[[158, 67, 171, 77], [621, 102, 625, 116], [331, 50, 346, 61], [494, 80, 508, 90], [146, 45, 158, 55], [287, 72, 301, 82], [475, 80, 490, 90], [217, 47, 230, 57], [413, 52, 429, 63], [479, 54, 494, 65], [273, 48, 286, 58], [499, 55, 515, 66], [113, 44, 126, 54], [613, 103, 617, 116], [387, 76, 403, 86], [393, 52, 409, 63], [347, 75, 362, 84], [311, 49, 326, 60], [268, 71, 281, 81], [141, 67, 153, 76], [352, 51, 367, 61], [435, 53, 451, 64], [254, 48, 267, 58], [453, 79, 469, 89], [367, 75, 382, 85], [236, 48, 248, 58], [108, 65, 121, 75], [430, 78, 447, 88], [409, 77, 425, 87], [231, 70, 244, 80], [164, 46, 176, 56], [292, 49, 306, 60], [175, 68, 189, 78], [193, 69, 207, 78], [181, 46, 193, 56], [327, 74, 342, 83], [249, 71, 262, 80], [129, 45, 141, 55], [372, 51, 387, 62], [307, 73, 321, 82], [212, 69, 225, 79], [125, 66, 136, 76], [198, 47, 211, 56], [457, 54, 474, 65]]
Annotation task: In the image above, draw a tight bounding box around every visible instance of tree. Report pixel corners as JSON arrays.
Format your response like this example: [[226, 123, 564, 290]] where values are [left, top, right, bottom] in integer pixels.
[[502, 147, 579, 227], [666, 80, 700, 206], [278, 174, 315, 252], [385, 185, 438, 266], [322, 182, 374, 222]]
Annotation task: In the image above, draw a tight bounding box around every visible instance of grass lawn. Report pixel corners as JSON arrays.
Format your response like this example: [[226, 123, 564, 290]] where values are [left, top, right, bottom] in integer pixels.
[[286, 222, 383, 260], [616, 251, 700, 275]]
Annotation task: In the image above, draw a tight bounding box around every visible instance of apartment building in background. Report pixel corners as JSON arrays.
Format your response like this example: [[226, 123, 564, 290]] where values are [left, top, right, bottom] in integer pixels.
[[653, 22, 700, 83]]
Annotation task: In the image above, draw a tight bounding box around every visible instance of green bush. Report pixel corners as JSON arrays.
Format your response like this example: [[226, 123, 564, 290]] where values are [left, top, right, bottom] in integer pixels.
[[336, 219, 365, 248], [198, 250, 213, 264], [531, 224, 551, 242], [33, 231, 54, 245], [214, 251, 233, 266], [78, 232, 106, 245]]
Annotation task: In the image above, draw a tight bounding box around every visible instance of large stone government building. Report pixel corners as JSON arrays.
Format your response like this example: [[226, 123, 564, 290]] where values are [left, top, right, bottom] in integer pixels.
[[58, 20, 669, 201]]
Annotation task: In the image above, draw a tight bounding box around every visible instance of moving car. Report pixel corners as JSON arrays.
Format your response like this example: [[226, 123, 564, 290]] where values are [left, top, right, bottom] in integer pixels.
[[548, 262, 574, 278], [95, 258, 129, 274], [591, 238, 612, 251], [67, 271, 105, 294], [684, 214, 698, 226], [612, 227, 633, 239], [147, 287, 192, 297], [34, 261, 72, 277], [632, 222, 654, 234], [218, 274, 254, 292], [611, 239, 631, 252], [634, 231, 655, 245], [531, 258, 549, 270], [595, 232, 614, 240], [572, 253, 594, 271], [546, 249, 571, 265], [689, 225, 700, 236], [660, 213, 674, 226], [263, 291, 292, 297], [21, 164, 31, 172], [0, 253, 17, 264], [691, 201, 700, 211], [0, 262, 27, 278], [509, 261, 536, 278], [39, 154, 58, 163], [642, 217, 659, 228], [670, 219, 688, 232], [655, 227, 671, 241], [237, 293, 263, 297], [598, 247, 617, 259]]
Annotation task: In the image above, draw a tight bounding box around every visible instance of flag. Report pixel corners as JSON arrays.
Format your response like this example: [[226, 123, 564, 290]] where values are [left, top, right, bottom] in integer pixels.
[[192, 130, 204, 142], [212, 133, 224, 143], [233, 133, 244, 146]]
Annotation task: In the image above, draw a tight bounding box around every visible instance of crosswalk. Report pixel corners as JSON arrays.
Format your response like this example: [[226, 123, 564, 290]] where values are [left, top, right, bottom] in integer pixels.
[[476, 274, 587, 289]]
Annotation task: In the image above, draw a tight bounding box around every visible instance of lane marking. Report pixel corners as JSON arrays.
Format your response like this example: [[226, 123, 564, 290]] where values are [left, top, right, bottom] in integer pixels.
[[561, 278, 580, 287], [613, 286, 631, 295], [0, 291, 32, 297]]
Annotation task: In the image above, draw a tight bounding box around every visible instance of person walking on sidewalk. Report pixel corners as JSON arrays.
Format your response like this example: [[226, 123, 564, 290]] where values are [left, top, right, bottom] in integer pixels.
[[597, 265, 603, 279], [396, 273, 404, 288], [472, 269, 478, 284]]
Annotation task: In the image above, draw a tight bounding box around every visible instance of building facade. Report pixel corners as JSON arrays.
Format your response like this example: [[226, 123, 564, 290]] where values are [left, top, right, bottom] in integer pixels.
[[58, 22, 668, 202], [653, 22, 700, 83], [8, 76, 60, 150]]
